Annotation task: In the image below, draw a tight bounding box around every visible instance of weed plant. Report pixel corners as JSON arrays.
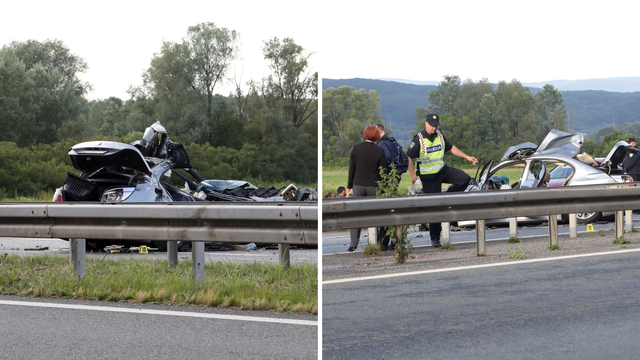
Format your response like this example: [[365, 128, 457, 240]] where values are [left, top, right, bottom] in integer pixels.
[[507, 237, 522, 243], [0, 254, 317, 314], [439, 242, 455, 250], [613, 236, 630, 244], [547, 244, 561, 250], [508, 246, 526, 259], [362, 243, 380, 256]]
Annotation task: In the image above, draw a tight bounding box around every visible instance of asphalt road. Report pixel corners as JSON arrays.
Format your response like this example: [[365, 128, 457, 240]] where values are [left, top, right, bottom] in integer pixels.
[[322, 251, 640, 359], [0, 295, 318, 359], [0, 237, 317, 265]]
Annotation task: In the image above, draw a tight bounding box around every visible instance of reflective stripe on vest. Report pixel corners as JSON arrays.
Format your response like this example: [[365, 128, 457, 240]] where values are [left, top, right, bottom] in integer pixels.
[[417, 130, 444, 175]]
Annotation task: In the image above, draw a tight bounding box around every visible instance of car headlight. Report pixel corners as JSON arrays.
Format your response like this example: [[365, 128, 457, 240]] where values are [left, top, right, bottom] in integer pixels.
[[101, 188, 135, 202]]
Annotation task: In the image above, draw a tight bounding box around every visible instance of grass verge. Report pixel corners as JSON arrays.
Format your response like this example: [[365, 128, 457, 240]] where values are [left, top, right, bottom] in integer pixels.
[[0, 254, 317, 314]]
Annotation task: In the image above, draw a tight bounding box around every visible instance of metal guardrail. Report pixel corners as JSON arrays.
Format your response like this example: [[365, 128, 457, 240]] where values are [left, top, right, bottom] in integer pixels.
[[323, 183, 640, 253], [0, 202, 318, 282]]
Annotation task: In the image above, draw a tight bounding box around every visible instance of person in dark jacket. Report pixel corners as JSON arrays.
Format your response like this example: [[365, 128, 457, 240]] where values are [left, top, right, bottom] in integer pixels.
[[623, 138, 640, 180], [346, 125, 388, 251]]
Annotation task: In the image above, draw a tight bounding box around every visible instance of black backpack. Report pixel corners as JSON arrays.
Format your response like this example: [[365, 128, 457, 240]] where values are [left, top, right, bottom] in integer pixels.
[[381, 137, 409, 174]]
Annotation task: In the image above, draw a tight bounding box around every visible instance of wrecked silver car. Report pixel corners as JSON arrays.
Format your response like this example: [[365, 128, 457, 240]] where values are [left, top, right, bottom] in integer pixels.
[[52, 121, 317, 250], [458, 129, 637, 226]]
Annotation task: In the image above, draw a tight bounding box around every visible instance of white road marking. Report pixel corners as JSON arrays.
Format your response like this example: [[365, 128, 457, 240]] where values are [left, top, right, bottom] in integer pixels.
[[323, 248, 640, 285], [0, 300, 317, 326]]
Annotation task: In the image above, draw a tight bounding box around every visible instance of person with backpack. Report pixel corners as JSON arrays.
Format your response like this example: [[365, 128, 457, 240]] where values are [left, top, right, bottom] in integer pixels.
[[406, 114, 478, 248], [374, 123, 408, 250]]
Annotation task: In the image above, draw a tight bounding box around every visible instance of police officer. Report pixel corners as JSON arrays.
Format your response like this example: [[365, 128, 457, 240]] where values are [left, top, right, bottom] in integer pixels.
[[406, 114, 478, 247]]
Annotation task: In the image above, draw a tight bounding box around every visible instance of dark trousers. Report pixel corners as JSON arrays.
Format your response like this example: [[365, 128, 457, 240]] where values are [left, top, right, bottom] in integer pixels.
[[420, 167, 470, 241], [349, 185, 378, 248]]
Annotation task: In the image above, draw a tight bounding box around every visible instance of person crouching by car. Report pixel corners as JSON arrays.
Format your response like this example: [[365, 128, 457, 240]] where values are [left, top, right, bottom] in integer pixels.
[[623, 137, 640, 180], [346, 125, 389, 252], [406, 114, 478, 248]]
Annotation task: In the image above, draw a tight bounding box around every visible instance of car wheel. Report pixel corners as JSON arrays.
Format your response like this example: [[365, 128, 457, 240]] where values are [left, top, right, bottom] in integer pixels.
[[575, 212, 602, 224]]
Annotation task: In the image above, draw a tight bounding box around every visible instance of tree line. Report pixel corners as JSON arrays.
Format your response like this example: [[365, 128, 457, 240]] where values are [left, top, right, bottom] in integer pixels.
[[323, 75, 640, 169], [0, 23, 317, 197]]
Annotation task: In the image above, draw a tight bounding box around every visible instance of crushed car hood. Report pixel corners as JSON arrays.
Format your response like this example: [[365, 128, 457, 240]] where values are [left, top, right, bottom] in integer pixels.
[[500, 129, 583, 161], [68, 141, 152, 175]]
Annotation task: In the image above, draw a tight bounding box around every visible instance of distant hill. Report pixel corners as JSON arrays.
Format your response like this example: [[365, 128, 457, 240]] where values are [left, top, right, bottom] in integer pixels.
[[322, 78, 640, 143], [322, 78, 435, 145], [523, 77, 640, 93]]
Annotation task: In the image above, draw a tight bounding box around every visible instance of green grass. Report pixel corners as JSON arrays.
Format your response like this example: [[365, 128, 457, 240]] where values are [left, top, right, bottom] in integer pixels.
[[507, 236, 522, 243], [323, 166, 478, 197], [0, 254, 318, 314], [547, 244, 562, 250]]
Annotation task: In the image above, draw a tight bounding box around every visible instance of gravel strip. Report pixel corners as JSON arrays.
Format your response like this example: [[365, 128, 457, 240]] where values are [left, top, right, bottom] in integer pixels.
[[322, 228, 640, 281]]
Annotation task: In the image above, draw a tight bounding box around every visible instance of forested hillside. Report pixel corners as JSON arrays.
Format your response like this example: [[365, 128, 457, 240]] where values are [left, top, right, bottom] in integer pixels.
[[0, 23, 317, 198], [322, 75, 640, 168], [323, 77, 640, 141]]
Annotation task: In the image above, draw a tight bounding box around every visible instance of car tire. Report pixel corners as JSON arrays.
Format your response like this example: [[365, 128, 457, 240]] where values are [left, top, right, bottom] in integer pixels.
[[575, 212, 602, 224], [561, 212, 602, 224]]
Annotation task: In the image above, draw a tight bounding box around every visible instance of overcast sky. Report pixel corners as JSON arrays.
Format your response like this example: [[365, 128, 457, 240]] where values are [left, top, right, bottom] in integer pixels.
[[4, 1, 639, 101], [1, 1, 319, 100], [318, 0, 640, 84]]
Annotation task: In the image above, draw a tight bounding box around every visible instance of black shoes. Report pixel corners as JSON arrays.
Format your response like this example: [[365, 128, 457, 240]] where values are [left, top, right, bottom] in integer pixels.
[[431, 240, 442, 248]]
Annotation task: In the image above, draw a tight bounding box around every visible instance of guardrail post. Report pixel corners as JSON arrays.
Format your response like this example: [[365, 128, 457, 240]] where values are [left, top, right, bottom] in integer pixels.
[[279, 244, 291, 271], [167, 241, 178, 268], [69, 238, 86, 279], [192, 241, 205, 285], [625, 210, 633, 233], [616, 211, 624, 238], [549, 215, 558, 247], [509, 218, 517, 239], [569, 214, 577, 238], [476, 220, 485, 256], [442, 222, 450, 244], [367, 228, 377, 246]]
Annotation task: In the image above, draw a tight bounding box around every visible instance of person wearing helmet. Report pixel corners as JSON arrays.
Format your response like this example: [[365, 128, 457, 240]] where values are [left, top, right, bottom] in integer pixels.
[[406, 114, 478, 247]]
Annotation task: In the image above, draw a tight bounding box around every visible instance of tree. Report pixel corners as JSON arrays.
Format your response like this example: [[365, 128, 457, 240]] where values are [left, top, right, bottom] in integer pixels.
[[535, 84, 567, 136], [0, 40, 90, 146], [427, 75, 461, 116], [261, 37, 317, 128], [135, 22, 240, 144], [493, 80, 538, 142]]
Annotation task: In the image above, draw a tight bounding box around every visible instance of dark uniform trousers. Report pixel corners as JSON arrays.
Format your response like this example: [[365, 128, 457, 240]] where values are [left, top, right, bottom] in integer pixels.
[[420, 166, 471, 241]]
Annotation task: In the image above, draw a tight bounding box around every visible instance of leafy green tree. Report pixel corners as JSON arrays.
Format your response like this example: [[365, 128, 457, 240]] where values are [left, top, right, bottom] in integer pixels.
[[0, 40, 90, 146], [535, 84, 567, 137], [493, 80, 538, 142], [261, 37, 317, 129], [322, 86, 383, 161], [455, 78, 493, 120], [427, 75, 461, 115]]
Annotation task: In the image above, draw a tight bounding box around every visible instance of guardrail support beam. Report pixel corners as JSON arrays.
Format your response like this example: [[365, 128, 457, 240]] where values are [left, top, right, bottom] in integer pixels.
[[509, 218, 517, 239], [279, 244, 291, 271], [616, 211, 624, 238], [569, 214, 577, 238], [167, 241, 178, 268], [549, 215, 558, 247], [192, 241, 205, 285], [69, 238, 86, 279], [476, 220, 485, 256], [367, 228, 377, 246], [625, 210, 633, 233], [442, 222, 450, 245]]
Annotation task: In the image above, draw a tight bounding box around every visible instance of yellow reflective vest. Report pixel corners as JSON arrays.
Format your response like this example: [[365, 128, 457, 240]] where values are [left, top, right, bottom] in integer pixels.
[[416, 130, 445, 175]]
